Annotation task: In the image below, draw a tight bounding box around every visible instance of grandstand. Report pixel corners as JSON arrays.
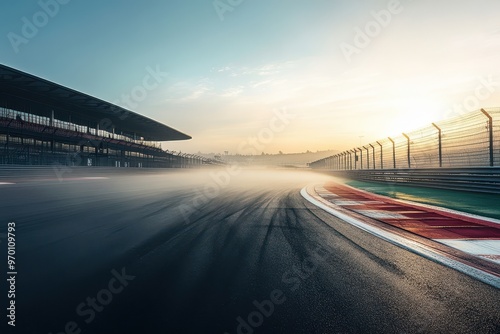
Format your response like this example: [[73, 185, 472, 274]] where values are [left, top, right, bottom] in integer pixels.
[[0, 64, 208, 168]]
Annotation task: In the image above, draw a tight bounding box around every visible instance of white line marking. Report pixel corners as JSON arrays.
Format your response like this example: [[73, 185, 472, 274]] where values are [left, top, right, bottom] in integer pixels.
[[331, 200, 385, 206], [353, 210, 408, 219], [435, 239, 500, 264], [301, 186, 500, 289], [330, 200, 364, 206], [0, 182, 15, 185]]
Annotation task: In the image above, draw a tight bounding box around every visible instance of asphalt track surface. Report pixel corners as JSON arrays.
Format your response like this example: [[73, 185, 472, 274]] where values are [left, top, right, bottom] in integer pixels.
[[0, 168, 499, 334]]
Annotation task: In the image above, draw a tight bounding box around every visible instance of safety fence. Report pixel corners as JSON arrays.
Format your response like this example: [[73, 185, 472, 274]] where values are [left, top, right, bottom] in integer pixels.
[[310, 108, 500, 170]]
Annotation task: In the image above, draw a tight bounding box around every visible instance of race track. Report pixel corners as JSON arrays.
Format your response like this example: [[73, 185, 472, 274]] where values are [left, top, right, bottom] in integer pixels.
[[0, 168, 499, 334]]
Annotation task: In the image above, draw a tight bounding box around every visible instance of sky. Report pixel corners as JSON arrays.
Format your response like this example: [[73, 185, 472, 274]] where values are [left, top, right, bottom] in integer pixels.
[[1, 0, 500, 155]]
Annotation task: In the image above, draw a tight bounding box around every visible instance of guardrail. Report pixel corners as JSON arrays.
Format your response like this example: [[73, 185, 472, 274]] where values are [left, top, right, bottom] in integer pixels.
[[325, 167, 500, 194]]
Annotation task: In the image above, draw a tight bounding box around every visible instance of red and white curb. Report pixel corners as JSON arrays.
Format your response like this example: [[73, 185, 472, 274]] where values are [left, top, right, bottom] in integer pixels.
[[301, 184, 500, 289], [435, 240, 500, 264]]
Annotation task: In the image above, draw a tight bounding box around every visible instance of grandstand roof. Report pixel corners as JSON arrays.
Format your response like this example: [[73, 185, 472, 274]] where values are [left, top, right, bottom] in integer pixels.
[[0, 64, 191, 141]]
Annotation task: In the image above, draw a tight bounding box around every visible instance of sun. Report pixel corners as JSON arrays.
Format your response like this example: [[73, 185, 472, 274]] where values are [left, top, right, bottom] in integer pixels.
[[387, 98, 445, 135]]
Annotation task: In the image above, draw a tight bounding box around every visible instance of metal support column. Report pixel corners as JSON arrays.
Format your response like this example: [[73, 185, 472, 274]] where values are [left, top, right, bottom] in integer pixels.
[[432, 123, 442, 167], [481, 109, 494, 167], [388, 137, 396, 169], [359, 147, 363, 169], [363, 146, 370, 169], [350, 150, 358, 169], [376, 141, 383, 170], [402, 133, 410, 168], [369, 144, 375, 169]]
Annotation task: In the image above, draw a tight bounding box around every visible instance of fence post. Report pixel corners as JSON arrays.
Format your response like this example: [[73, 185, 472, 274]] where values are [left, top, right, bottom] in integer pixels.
[[376, 141, 383, 169], [432, 123, 442, 167], [369, 144, 375, 169], [359, 147, 363, 169], [402, 133, 410, 168], [480, 109, 494, 167], [388, 137, 396, 169], [363, 146, 370, 169], [350, 150, 353, 170]]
